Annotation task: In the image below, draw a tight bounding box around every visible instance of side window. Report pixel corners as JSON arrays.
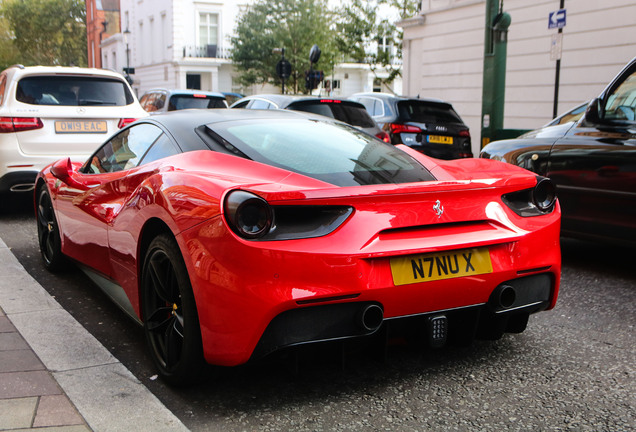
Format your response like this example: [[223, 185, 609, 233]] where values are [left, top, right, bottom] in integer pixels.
[[358, 98, 375, 116], [154, 93, 166, 111], [139, 134, 180, 165], [0, 74, 6, 106], [605, 71, 636, 122], [85, 123, 163, 173], [232, 100, 249, 108], [250, 99, 273, 109]]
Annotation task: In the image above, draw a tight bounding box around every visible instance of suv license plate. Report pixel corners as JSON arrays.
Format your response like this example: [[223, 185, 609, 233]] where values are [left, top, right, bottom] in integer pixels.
[[55, 120, 108, 134], [427, 135, 453, 144]]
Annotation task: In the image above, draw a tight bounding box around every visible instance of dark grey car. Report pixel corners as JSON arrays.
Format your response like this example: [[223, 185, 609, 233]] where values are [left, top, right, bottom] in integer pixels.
[[230, 94, 389, 142], [350, 92, 472, 160]]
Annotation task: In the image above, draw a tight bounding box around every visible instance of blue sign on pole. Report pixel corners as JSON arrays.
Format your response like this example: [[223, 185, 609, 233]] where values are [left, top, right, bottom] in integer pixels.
[[548, 9, 566, 29]]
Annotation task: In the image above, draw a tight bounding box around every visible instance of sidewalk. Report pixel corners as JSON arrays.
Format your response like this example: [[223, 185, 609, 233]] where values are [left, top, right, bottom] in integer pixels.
[[0, 238, 189, 432]]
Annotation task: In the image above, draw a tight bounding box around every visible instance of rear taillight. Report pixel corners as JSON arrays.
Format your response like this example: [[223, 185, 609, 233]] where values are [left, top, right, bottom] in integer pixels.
[[376, 131, 391, 143], [320, 99, 340, 103], [389, 123, 422, 134], [118, 118, 137, 128], [0, 117, 43, 133], [459, 129, 470, 137]]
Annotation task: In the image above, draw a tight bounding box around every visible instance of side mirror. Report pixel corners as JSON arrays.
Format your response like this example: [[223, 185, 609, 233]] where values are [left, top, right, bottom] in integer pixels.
[[50, 158, 86, 189], [583, 98, 602, 124]]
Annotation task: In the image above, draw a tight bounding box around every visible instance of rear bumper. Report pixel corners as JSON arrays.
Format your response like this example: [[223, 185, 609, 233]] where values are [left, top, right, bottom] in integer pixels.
[[0, 170, 38, 193], [180, 213, 561, 366], [251, 272, 553, 360]]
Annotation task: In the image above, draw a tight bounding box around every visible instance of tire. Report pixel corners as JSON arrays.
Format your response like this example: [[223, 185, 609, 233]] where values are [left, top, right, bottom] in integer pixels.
[[141, 234, 204, 386], [36, 186, 67, 272]]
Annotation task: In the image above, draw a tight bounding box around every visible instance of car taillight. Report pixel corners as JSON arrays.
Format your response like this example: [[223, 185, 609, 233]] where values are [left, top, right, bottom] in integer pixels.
[[118, 118, 137, 128], [459, 129, 470, 137], [320, 99, 340, 103], [376, 131, 391, 143], [224, 190, 273, 239], [0, 117, 43, 133], [193, 94, 207, 98], [389, 123, 422, 134]]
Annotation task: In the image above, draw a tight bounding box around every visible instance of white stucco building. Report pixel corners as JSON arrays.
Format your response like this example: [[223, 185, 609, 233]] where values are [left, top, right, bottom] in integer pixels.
[[99, 0, 403, 99], [400, 0, 636, 155]]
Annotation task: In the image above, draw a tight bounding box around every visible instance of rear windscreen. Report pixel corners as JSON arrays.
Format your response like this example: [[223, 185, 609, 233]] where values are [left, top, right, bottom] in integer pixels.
[[397, 100, 463, 123], [208, 118, 435, 187], [287, 101, 376, 128], [16, 76, 134, 106], [168, 95, 227, 110]]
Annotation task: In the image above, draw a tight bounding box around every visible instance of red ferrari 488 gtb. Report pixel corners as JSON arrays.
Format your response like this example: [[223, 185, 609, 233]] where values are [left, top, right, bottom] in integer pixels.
[[35, 109, 561, 385]]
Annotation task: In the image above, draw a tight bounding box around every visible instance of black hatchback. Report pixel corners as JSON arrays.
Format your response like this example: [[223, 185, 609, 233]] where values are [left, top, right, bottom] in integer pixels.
[[350, 93, 472, 159]]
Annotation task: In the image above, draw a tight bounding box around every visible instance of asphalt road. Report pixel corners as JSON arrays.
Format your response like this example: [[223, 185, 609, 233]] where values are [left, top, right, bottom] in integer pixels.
[[1, 193, 634, 431]]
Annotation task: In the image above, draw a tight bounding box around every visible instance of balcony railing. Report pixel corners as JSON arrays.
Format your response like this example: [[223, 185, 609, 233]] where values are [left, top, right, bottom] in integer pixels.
[[182, 45, 231, 59]]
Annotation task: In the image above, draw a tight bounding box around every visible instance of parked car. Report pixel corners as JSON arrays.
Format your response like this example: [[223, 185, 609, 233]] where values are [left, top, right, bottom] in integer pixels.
[[0, 65, 147, 195], [544, 102, 588, 127], [231, 94, 389, 142], [349, 92, 472, 159], [139, 89, 228, 113], [481, 56, 636, 247], [221, 91, 244, 105], [36, 108, 560, 384]]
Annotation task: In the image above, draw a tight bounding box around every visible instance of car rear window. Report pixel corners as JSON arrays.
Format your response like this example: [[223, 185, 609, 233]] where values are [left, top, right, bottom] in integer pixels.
[[16, 76, 134, 106], [397, 100, 463, 124], [168, 95, 227, 110], [207, 118, 435, 187], [287, 101, 377, 128]]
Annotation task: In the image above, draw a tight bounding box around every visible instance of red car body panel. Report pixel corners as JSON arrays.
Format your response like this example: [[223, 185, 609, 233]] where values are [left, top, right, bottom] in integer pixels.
[[37, 143, 561, 366]]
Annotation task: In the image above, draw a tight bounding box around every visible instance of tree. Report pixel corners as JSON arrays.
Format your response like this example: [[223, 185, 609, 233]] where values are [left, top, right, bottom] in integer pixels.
[[0, 0, 87, 68], [0, 16, 21, 70], [231, 0, 337, 94], [335, 0, 419, 92]]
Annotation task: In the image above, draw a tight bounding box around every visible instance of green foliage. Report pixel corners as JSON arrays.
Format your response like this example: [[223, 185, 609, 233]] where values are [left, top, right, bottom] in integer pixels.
[[231, 0, 337, 94], [0, 16, 21, 70], [334, 0, 419, 89], [0, 0, 87, 69]]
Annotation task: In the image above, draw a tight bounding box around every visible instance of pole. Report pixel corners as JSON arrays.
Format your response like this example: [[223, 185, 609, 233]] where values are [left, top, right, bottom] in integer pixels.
[[281, 48, 285, 95], [552, 0, 565, 119]]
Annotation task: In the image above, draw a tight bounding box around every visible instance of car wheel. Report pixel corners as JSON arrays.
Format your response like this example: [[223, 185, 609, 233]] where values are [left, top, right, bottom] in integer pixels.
[[36, 186, 66, 272], [141, 234, 204, 386]]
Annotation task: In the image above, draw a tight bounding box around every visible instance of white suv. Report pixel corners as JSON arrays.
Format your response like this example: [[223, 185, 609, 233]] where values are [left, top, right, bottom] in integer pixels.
[[0, 65, 147, 194]]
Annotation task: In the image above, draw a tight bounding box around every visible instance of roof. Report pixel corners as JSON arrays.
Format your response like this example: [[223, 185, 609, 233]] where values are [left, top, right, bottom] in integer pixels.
[[144, 88, 225, 98], [350, 92, 446, 104], [231, 94, 364, 109], [3, 65, 128, 81]]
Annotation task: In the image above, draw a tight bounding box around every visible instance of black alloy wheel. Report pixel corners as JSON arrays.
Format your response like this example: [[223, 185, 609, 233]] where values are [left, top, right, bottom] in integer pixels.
[[141, 234, 204, 385], [36, 186, 66, 272]]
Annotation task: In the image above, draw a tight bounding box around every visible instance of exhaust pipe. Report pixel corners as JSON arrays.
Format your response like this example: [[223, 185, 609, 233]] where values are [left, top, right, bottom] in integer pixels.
[[358, 304, 383, 332], [9, 183, 35, 192], [492, 284, 517, 309]]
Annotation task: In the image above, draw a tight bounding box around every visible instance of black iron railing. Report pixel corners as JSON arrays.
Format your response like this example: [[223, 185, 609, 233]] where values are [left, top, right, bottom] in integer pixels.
[[182, 45, 231, 59]]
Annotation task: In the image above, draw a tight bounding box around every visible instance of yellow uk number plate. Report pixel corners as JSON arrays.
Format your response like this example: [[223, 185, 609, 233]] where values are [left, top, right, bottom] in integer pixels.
[[55, 120, 108, 134], [427, 135, 453, 144], [390, 247, 493, 286]]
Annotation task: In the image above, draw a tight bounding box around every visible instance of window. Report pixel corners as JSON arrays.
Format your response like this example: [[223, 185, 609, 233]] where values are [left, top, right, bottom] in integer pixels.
[[16, 76, 134, 106], [0, 74, 7, 106], [605, 71, 636, 122], [210, 119, 435, 187], [84, 123, 164, 173], [199, 12, 219, 47], [358, 97, 383, 117], [139, 134, 179, 165], [250, 99, 274, 109]]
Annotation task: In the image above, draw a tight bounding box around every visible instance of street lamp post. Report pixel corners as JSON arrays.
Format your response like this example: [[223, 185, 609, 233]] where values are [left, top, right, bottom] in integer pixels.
[[123, 28, 132, 84]]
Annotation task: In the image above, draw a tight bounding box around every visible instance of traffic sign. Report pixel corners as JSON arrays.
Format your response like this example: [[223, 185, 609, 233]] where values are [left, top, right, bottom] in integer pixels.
[[548, 9, 566, 29]]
